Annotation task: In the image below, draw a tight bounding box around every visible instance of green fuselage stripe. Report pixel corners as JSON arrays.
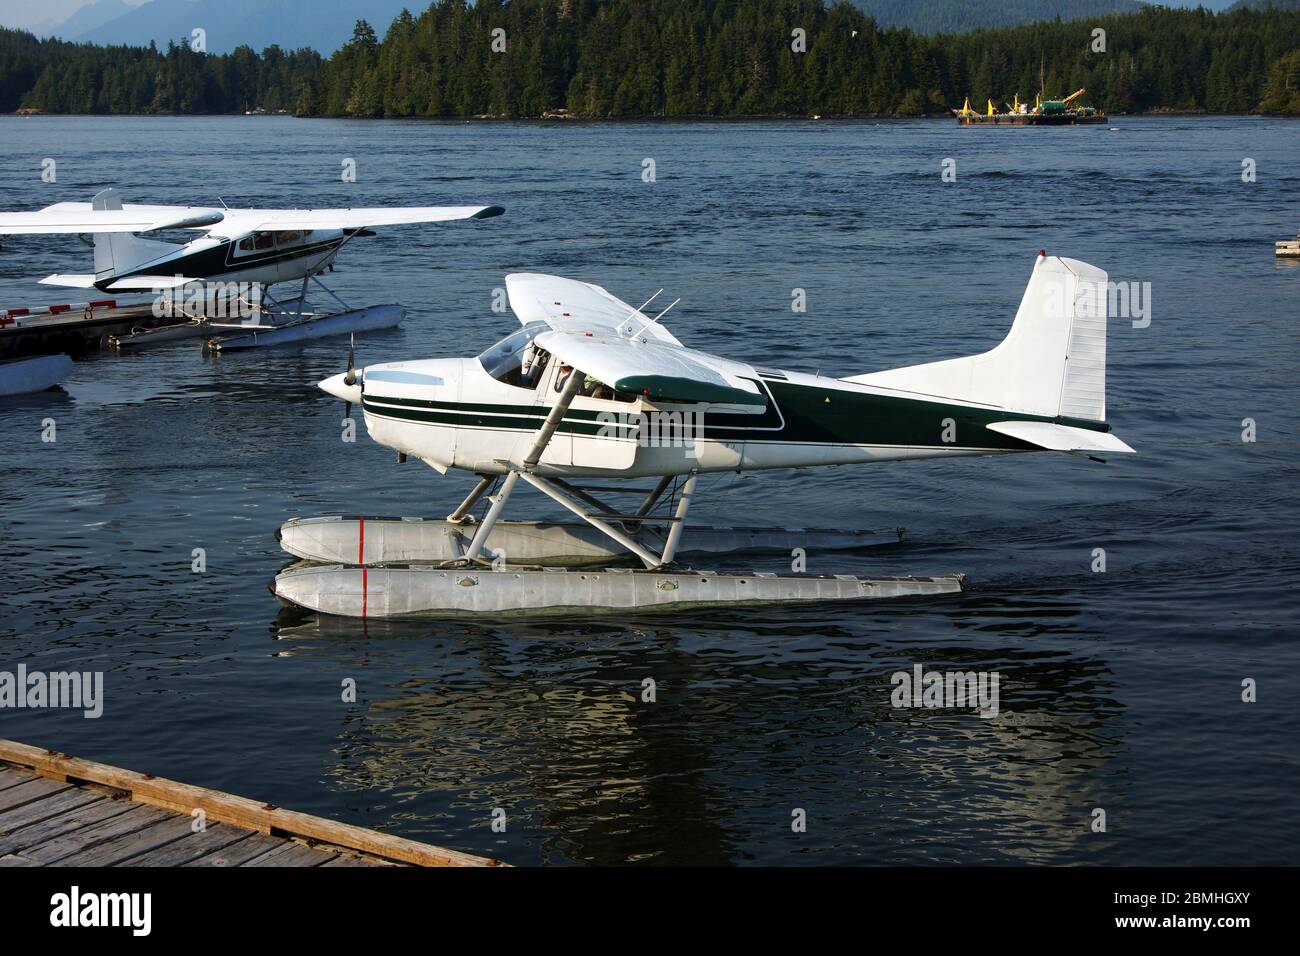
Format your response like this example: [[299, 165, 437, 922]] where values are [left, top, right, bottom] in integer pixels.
[[362, 377, 1109, 450]]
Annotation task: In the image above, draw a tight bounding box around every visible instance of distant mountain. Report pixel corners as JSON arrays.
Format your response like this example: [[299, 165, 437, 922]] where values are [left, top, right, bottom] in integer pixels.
[[60, 0, 416, 54], [1229, 0, 1300, 10], [51, 0, 137, 40], [850, 0, 1148, 34]]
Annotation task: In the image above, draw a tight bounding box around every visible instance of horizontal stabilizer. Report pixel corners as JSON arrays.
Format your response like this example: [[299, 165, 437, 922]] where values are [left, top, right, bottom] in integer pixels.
[[987, 420, 1134, 455], [39, 274, 98, 288], [106, 275, 199, 291]]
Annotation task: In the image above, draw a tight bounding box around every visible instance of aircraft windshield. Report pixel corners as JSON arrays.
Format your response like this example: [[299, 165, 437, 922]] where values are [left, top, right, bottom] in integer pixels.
[[478, 322, 550, 386]]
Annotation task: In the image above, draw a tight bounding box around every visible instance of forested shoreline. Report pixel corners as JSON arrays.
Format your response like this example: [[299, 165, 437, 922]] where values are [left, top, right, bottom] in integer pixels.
[[2, 1, 1299, 118]]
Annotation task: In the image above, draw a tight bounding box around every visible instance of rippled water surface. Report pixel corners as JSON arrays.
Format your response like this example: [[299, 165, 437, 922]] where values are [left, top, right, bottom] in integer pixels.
[[0, 115, 1297, 865]]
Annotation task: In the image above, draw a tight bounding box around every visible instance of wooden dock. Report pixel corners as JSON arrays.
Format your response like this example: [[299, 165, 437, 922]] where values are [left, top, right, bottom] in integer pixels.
[[0, 301, 174, 358], [0, 740, 501, 868]]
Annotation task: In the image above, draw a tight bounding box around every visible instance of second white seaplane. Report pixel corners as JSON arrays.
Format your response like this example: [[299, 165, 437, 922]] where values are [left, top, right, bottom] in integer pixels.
[[0, 188, 504, 350], [275, 252, 1134, 617]]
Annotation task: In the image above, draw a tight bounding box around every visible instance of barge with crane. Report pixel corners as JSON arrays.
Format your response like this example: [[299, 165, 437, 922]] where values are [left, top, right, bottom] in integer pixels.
[[954, 89, 1107, 126]]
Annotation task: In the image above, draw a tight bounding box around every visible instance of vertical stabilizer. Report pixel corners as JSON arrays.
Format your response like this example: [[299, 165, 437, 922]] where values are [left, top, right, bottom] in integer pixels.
[[91, 188, 176, 279], [845, 254, 1109, 421]]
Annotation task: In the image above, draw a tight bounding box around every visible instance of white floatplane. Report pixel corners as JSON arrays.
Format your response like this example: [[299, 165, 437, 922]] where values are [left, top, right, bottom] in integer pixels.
[[275, 252, 1134, 617], [0, 189, 504, 350]]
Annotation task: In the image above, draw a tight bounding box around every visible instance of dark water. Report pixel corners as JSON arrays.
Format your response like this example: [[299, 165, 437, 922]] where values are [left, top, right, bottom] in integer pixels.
[[0, 115, 1296, 865]]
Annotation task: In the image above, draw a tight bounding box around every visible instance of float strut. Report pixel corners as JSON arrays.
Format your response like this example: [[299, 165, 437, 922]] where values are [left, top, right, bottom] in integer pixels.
[[518, 473, 664, 569], [636, 475, 674, 516], [447, 474, 494, 524], [463, 471, 519, 560], [658, 471, 697, 566]]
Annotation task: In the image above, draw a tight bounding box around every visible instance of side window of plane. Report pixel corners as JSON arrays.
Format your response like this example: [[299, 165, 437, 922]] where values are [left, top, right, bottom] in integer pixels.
[[277, 230, 302, 247], [519, 349, 550, 390], [254, 232, 275, 251], [238, 236, 255, 252]]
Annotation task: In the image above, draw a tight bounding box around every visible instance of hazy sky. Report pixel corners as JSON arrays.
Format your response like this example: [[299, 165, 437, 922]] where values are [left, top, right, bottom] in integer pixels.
[[0, 0, 146, 34], [0, 0, 1244, 36]]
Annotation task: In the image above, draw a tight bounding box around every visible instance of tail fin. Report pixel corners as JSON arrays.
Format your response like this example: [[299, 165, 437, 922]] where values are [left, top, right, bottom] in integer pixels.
[[91, 188, 175, 280], [847, 253, 1109, 421]]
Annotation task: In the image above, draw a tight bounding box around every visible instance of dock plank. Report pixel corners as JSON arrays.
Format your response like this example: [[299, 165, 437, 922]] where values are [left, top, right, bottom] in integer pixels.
[[242, 841, 338, 867], [57, 815, 202, 866], [121, 824, 252, 867], [184, 832, 285, 867], [322, 853, 394, 867], [0, 768, 34, 791], [0, 776, 73, 813], [0, 741, 502, 867], [0, 786, 106, 835], [0, 797, 134, 857], [22, 804, 172, 865]]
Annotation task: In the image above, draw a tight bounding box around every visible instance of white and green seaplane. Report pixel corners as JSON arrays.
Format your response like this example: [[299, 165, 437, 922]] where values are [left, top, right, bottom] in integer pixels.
[[274, 252, 1133, 617], [0, 188, 503, 350]]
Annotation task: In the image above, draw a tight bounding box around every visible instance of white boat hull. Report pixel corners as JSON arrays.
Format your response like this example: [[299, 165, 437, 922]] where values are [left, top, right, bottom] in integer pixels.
[[0, 354, 73, 396]]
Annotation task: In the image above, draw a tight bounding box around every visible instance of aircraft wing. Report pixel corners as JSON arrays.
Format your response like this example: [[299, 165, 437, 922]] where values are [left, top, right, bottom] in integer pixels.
[[0, 203, 224, 234], [203, 205, 504, 237], [506, 273, 682, 345], [534, 329, 765, 406]]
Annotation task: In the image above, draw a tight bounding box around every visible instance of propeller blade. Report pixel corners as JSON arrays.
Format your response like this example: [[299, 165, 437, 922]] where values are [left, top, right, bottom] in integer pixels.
[[344, 333, 356, 386]]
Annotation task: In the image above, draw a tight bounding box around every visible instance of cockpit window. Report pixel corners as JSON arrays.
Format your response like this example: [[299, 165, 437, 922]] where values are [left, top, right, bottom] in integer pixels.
[[478, 322, 550, 387]]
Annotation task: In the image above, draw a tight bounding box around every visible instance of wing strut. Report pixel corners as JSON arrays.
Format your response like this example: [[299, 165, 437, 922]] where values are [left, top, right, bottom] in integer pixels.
[[462, 367, 586, 560], [456, 365, 700, 570]]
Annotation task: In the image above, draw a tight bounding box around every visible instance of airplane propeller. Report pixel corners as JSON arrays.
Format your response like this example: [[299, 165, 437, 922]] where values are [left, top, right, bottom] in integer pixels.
[[343, 334, 357, 421]]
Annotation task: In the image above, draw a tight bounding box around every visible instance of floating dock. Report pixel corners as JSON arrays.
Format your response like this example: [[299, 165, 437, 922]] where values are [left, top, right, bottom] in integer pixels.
[[0, 739, 501, 867], [1277, 234, 1300, 258], [0, 300, 174, 359]]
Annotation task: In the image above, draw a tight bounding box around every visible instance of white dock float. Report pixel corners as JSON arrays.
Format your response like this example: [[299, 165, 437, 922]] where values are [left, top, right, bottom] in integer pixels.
[[272, 563, 964, 617], [209, 304, 402, 352], [0, 354, 73, 396], [1277, 236, 1300, 259], [277, 515, 903, 567]]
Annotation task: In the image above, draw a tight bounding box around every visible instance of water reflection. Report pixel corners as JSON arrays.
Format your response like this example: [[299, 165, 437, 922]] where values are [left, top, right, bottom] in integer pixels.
[[272, 598, 1123, 864]]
